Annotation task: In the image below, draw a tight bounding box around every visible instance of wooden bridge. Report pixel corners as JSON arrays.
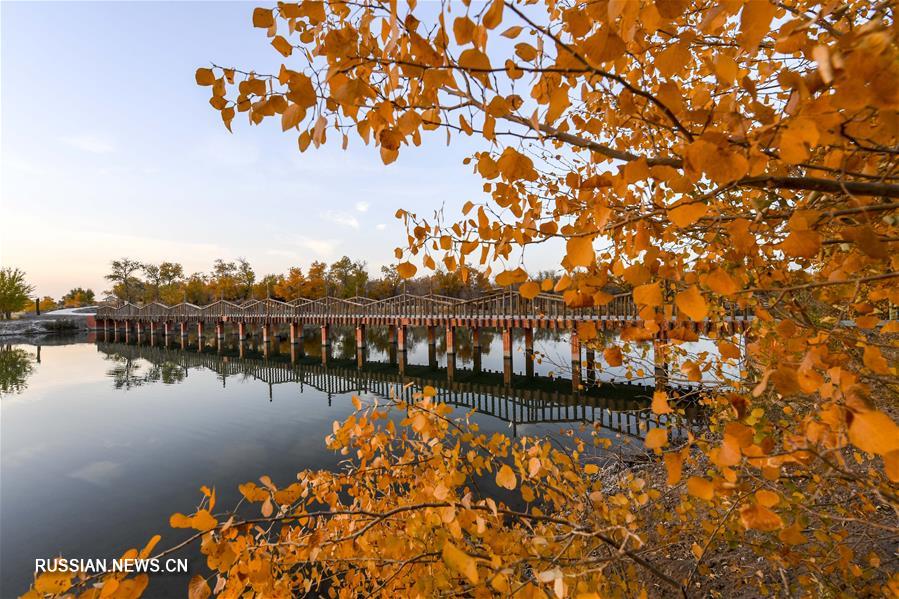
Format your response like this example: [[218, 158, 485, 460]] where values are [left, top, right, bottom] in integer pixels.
[[96, 340, 702, 441], [96, 290, 752, 389]]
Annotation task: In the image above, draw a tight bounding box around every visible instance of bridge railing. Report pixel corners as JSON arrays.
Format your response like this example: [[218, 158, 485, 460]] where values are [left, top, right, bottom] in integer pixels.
[[95, 289, 753, 323]]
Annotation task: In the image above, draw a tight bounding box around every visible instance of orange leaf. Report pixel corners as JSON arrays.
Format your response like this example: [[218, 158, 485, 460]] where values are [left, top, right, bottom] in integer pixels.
[[188, 575, 211, 599], [780, 229, 820, 258], [675, 285, 708, 321], [687, 477, 714, 501], [397, 262, 417, 279], [652, 390, 672, 415], [566, 236, 595, 268], [645, 428, 668, 449], [740, 503, 783, 531], [849, 410, 899, 456], [863, 345, 891, 374], [664, 452, 683, 485], [603, 346, 623, 367], [496, 464, 517, 490], [703, 268, 739, 295], [668, 200, 708, 228], [519, 281, 540, 300], [633, 283, 662, 307], [442, 541, 479, 584]]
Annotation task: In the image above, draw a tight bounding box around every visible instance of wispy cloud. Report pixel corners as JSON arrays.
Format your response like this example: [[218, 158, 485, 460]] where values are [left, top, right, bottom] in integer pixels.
[[60, 134, 116, 154], [355, 201, 370, 212], [320, 210, 360, 229]]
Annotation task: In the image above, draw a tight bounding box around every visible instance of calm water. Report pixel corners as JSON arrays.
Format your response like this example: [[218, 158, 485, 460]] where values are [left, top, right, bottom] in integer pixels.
[[1, 328, 687, 596]]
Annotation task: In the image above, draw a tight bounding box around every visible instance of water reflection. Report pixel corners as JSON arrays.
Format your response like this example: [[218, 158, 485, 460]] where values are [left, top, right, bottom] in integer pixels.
[[96, 340, 701, 439], [0, 344, 36, 395]]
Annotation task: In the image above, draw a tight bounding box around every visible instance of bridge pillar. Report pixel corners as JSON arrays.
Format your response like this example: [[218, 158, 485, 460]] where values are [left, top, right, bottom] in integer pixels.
[[216, 321, 224, 339], [197, 321, 205, 339], [135, 321, 143, 337], [586, 349, 596, 385], [571, 328, 581, 392], [427, 326, 436, 345], [124, 320, 131, 342], [356, 324, 366, 369], [238, 321, 247, 341], [396, 325, 407, 352], [388, 325, 397, 345], [113, 320, 119, 340], [525, 328, 534, 378], [321, 324, 330, 366], [262, 322, 271, 344], [180, 322, 188, 338], [446, 325, 455, 354], [502, 327, 513, 386], [290, 322, 300, 344], [149, 321, 157, 337], [471, 326, 480, 350], [447, 352, 456, 382], [164, 321, 172, 337]]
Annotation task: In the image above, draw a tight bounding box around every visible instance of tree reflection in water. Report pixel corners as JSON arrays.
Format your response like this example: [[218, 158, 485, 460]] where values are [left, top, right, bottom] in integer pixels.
[[0, 345, 35, 395], [103, 353, 187, 389]]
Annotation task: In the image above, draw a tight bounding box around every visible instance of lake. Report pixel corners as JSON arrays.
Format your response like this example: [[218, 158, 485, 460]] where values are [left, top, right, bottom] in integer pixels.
[[0, 328, 693, 596]]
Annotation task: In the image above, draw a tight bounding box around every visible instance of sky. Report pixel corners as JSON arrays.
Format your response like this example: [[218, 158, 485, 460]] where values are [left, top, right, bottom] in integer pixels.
[[1, 1, 560, 299]]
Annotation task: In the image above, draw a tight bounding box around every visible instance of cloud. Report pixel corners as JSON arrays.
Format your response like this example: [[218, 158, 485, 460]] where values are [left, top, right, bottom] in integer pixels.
[[60, 134, 116, 154], [355, 201, 370, 212], [376, 223, 387, 230], [320, 210, 360, 229]]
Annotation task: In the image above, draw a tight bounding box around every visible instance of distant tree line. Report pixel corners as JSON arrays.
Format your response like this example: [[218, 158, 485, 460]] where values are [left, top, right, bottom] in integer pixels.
[[103, 256, 495, 305]]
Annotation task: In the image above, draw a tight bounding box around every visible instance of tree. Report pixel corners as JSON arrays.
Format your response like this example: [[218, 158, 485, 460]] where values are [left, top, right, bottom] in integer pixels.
[[273, 267, 306, 300], [183, 273, 212, 305], [236, 258, 256, 300], [141, 263, 163, 301], [209, 259, 239, 301], [327, 256, 368, 298], [253, 274, 284, 300], [0, 268, 34, 319], [302, 261, 328, 298], [105, 258, 142, 303], [181, 1, 899, 597], [62, 288, 95, 308]]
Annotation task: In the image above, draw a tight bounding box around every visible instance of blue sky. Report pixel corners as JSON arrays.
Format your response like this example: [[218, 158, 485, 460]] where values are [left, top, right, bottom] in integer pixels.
[[1, 1, 538, 298]]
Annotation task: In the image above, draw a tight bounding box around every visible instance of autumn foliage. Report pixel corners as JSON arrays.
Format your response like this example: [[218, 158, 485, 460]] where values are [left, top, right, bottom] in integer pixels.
[[27, 0, 899, 597]]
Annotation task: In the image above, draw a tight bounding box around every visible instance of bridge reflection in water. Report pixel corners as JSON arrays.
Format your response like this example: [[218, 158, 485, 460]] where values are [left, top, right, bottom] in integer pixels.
[[96, 339, 703, 441]]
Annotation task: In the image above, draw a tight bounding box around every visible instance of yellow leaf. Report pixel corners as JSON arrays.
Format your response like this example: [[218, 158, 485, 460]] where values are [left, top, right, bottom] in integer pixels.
[[633, 283, 662, 307], [668, 200, 708, 228], [849, 410, 899, 456], [192, 509, 218, 531], [500, 25, 522, 38], [718, 340, 741, 360], [652, 391, 672, 415], [863, 345, 891, 375], [442, 541, 479, 584], [281, 103, 306, 131], [188, 575, 211, 599], [170, 513, 192, 528], [195, 68, 215, 86], [663, 452, 683, 485], [687, 476, 714, 501], [885, 450, 899, 482], [755, 489, 780, 507], [396, 262, 417, 279], [566, 236, 595, 268], [253, 7, 274, 28], [778, 522, 807, 546], [645, 428, 668, 449], [496, 464, 517, 490], [271, 35, 292, 57], [34, 570, 72, 595], [519, 281, 540, 299], [703, 268, 739, 295], [603, 346, 623, 367], [740, 503, 783, 531], [482, 0, 503, 29], [675, 285, 708, 321], [739, 0, 776, 50], [584, 464, 599, 475], [496, 268, 528, 286]]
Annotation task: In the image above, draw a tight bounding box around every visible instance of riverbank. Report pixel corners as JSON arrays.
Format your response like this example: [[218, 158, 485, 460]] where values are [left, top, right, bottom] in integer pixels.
[[0, 308, 96, 338]]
